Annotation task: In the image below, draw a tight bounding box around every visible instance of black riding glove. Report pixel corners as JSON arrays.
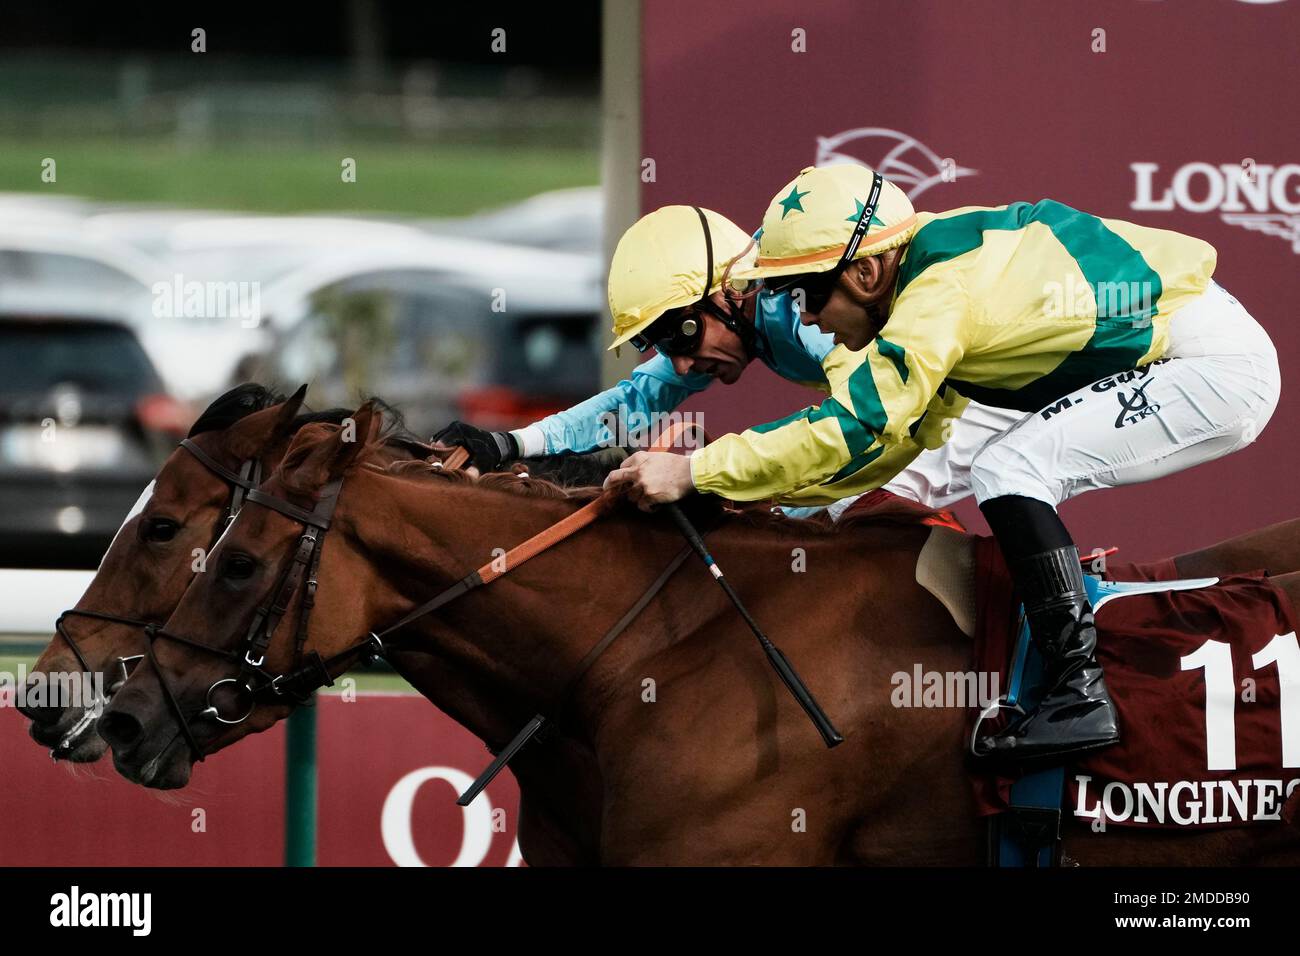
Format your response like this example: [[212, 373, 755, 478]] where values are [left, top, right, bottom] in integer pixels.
[[431, 421, 519, 472]]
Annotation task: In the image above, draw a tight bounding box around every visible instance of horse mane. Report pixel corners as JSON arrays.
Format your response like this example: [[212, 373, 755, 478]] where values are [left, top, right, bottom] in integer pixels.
[[311, 394, 427, 452], [277, 400, 946, 539], [189, 383, 428, 451], [188, 383, 286, 437], [381, 455, 941, 539], [385, 458, 605, 501]]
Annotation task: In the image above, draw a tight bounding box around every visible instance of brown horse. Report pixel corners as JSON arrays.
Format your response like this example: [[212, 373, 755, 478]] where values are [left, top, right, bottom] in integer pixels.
[[23, 384, 312, 760], [20, 383, 464, 761], [22, 383, 622, 766], [94, 400, 1300, 865], [22, 384, 622, 864]]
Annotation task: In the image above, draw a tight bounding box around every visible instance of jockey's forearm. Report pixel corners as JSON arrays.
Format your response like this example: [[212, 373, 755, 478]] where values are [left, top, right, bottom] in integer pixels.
[[514, 353, 711, 456], [690, 429, 927, 506]]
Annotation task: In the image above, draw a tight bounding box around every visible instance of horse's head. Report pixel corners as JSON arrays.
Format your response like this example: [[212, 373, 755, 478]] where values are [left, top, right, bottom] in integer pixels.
[[22, 384, 308, 761], [97, 401, 396, 788]]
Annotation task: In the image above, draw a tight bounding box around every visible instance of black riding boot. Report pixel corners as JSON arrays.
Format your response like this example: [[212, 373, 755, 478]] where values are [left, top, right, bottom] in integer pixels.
[[976, 496, 1120, 762]]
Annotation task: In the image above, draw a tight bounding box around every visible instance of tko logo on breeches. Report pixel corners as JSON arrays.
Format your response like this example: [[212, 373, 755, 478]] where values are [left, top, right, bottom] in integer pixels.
[[1037, 359, 1171, 425], [1092, 359, 1170, 429], [1112, 378, 1160, 429]]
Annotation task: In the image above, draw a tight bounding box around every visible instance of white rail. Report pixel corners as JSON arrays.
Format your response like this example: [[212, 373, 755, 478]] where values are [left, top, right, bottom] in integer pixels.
[[0, 569, 94, 636]]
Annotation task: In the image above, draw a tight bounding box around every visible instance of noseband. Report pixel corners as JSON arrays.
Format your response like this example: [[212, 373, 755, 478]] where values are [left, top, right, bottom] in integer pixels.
[[50, 440, 264, 754], [132, 470, 370, 760], [58, 437, 699, 803], [53, 438, 418, 760]]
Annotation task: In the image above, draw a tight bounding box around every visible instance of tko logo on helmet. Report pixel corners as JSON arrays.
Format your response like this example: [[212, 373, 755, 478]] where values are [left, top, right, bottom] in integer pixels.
[[1131, 161, 1300, 253]]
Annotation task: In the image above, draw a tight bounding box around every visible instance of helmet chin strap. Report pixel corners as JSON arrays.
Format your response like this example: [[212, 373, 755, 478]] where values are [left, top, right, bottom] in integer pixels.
[[717, 295, 758, 360], [690, 206, 758, 360]]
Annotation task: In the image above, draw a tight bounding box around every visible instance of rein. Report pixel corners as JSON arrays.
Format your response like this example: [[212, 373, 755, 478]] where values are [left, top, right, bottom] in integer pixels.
[[82, 438, 696, 796], [65, 423, 837, 803], [50, 438, 265, 756]]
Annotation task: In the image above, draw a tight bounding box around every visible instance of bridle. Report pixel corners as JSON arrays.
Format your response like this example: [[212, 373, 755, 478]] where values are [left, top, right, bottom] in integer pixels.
[[53, 434, 440, 759], [49, 439, 265, 753], [58, 425, 836, 804], [133, 469, 366, 760], [75, 438, 693, 792], [55, 434, 396, 761]]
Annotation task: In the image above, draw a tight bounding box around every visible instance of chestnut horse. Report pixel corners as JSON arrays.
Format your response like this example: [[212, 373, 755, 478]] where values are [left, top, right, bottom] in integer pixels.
[[23, 385, 622, 866], [94, 401, 1300, 865], [19, 384, 444, 760], [23, 384, 337, 760], [22, 383, 614, 764]]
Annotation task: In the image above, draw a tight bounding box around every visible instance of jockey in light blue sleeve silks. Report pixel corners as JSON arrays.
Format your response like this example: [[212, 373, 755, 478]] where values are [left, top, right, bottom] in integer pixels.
[[433, 204, 1022, 514]]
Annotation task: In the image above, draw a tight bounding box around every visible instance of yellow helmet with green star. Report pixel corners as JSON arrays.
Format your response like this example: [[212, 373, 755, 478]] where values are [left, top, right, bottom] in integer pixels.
[[606, 205, 756, 352], [732, 164, 918, 282]]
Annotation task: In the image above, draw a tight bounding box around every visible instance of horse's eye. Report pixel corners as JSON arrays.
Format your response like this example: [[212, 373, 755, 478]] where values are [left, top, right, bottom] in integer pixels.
[[140, 518, 180, 543], [221, 554, 258, 580]]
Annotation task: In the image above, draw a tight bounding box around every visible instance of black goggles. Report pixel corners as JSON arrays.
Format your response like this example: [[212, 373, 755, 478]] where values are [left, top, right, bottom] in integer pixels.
[[765, 171, 884, 315], [767, 269, 840, 314], [628, 297, 737, 356]]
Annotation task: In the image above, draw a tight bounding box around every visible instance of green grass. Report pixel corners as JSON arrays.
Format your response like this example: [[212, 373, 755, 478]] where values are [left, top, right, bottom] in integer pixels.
[[0, 653, 36, 674], [0, 137, 598, 215]]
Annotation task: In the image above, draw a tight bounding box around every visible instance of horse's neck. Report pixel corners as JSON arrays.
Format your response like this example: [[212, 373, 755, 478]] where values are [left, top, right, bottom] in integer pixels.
[[364, 469, 959, 752], [370, 473, 646, 744]]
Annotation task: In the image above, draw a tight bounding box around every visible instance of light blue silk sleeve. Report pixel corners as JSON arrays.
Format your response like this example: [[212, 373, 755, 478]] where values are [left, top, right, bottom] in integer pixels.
[[528, 353, 713, 454]]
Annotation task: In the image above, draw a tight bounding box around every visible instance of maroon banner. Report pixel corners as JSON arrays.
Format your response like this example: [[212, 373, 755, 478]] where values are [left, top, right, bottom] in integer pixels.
[[0, 694, 520, 866], [642, 0, 1300, 560]]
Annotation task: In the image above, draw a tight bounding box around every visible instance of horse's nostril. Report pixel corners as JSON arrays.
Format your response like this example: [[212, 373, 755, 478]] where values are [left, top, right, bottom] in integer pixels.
[[98, 710, 144, 749]]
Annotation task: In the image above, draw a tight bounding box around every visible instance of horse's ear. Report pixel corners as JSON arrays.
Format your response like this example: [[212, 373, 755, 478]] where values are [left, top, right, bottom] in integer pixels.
[[222, 384, 309, 459], [333, 402, 383, 477], [278, 401, 382, 492]]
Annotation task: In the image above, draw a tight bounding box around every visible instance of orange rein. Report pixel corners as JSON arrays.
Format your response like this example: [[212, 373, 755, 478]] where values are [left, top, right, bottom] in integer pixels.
[[431, 423, 709, 585]]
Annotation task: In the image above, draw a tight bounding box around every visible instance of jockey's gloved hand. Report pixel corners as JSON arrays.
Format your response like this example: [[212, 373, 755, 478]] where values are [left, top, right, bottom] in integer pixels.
[[431, 421, 519, 472]]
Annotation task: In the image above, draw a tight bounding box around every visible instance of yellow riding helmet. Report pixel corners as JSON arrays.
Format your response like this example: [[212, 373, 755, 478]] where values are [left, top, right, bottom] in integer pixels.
[[731, 164, 918, 282], [606, 205, 757, 352]]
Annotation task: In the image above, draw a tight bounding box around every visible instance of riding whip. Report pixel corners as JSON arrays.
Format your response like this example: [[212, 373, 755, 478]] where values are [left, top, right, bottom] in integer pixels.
[[663, 502, 843, 748]]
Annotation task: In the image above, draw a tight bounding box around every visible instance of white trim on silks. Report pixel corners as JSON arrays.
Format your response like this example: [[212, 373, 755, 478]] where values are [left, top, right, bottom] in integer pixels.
[[98, 480, 156, 570]]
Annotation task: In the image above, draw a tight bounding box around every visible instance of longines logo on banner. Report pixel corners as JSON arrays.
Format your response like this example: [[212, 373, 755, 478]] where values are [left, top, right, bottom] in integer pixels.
[[1131, 161, 1300, 254], [816, 128, 976, 200]]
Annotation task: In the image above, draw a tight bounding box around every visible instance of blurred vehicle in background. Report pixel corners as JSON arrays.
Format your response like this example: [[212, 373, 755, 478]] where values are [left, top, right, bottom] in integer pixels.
[[81, 212, 605, 414], [85, 213, 447, 403], [248, 250, 603, 435], [420, 186, 601, 255], [0, 220, 244, 406], [0, 196, 603, 571], [0, 309, 191, 569], [0, 221, 161, 318]]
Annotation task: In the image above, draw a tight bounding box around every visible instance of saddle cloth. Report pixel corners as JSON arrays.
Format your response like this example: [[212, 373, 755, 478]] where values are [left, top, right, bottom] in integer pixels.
[[969, 537, 1300, 831], [836, 488, 965, 531]]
